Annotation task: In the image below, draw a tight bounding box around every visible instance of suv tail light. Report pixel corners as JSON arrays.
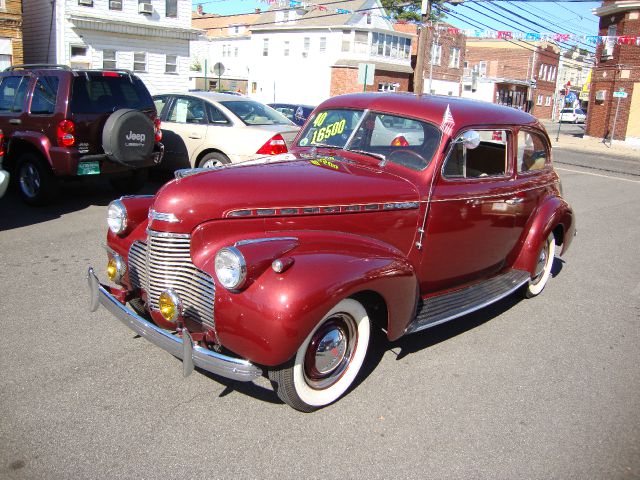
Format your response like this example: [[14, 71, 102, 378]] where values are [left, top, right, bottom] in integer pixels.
[[154, 118, 162, 142], [57, 120, 76, 147], [256, 134, 287, 155]]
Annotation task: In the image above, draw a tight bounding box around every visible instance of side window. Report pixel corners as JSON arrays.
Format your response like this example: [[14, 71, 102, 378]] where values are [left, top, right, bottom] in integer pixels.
[[0, 76, 29, 113], [206, 103, 229, 124], [31, 76, 59, 114], [443, 130, 509, 179], [153, 95, 169, 117], [517, 131, 548, 173], [167, 97, 205, 124]]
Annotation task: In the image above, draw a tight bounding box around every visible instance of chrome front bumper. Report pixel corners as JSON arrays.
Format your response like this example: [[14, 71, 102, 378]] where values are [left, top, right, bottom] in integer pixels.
[[87, 267, 262, 382]]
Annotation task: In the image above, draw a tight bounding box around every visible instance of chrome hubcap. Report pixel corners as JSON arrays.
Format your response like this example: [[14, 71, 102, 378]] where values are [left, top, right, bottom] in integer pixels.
[[202, 159, 221, 168], [304, 314, 357, 390], [19, 163, 41, 198]]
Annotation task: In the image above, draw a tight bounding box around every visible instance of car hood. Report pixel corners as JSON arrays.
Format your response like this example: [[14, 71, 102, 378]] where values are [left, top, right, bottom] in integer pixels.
[[149, 154, 419, 233]]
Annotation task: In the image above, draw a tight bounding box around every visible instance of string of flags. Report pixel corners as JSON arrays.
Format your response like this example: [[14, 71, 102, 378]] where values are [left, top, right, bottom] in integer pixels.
[[259, 0, 640, 46]]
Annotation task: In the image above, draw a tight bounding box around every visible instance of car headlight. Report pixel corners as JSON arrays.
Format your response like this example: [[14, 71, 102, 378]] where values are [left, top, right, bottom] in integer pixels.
[[215, 247, 247, 290], [107, 199, 127, 235]]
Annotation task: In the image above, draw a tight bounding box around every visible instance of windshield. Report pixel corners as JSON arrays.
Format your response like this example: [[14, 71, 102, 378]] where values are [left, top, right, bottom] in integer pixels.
[[297, 108, 441, 171], [220, 100, 293, 126]]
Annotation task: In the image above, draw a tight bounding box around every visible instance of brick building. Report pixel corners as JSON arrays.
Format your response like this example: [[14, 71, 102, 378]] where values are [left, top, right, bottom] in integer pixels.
[[0, 0, 23, 69], [463, 39, 561, 119], [585, 0, 640, 145]]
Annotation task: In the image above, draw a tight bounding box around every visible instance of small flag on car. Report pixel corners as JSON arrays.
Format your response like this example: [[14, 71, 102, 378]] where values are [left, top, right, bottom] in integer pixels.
[[441, 105, 455, 138]]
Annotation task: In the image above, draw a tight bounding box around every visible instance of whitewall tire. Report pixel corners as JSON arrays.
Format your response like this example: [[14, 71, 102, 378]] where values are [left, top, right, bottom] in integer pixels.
[[524, 233, 556, 298]]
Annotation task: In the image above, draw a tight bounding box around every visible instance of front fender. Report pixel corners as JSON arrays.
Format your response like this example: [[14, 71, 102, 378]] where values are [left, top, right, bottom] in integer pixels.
[[198, 231, 417, 366], [512, 195, 575, 275]]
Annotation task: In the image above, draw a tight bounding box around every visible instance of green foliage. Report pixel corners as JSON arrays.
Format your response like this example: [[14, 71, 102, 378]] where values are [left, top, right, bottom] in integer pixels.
[[380, 0, 445, 22]]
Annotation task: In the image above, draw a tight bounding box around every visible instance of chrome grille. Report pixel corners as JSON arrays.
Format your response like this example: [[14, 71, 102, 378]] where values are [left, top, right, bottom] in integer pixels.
[[128, 231, 215, 330]]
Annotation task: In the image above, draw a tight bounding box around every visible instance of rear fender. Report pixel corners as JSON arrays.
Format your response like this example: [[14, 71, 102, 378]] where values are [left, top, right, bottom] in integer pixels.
[[7, 133, 53, 168], [512, 196, 575, 275], [195, 230, 417, 366]]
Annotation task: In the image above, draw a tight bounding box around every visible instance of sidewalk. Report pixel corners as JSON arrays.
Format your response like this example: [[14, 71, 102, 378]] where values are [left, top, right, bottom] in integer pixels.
[[542, 121, 640, 161]]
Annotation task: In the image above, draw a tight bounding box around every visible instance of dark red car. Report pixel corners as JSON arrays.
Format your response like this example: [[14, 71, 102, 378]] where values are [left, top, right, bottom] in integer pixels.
[[88, 93, 575, 412]]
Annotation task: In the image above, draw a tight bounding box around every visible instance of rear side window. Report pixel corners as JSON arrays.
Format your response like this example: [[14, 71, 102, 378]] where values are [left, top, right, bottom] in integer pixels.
[[517, 131, 548, 173], [31, 76, 59, 114], [0, 75, 30, 113], [153, 95, 170, 117], [444, 130, 509, 179], [167, 97, 206, 124], [70, 75, 154, 114], [206, 103, 230, 124]]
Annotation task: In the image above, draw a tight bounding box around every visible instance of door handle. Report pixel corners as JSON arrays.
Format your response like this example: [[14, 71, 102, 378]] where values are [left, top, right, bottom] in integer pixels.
[[188, 133, 202, 139], [505, 198, 524, 205], [9, 119, 21, 125]]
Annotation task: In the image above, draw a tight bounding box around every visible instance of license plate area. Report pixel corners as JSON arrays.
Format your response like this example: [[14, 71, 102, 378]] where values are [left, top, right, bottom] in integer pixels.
[[77, 161, 100, 175]]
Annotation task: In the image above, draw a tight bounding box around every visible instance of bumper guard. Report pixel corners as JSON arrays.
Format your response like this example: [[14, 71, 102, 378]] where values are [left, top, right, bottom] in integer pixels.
[[87, 267, 262, 382]]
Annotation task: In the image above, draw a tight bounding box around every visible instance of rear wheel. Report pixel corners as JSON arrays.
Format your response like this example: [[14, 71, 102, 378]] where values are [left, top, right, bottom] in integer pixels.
[[16, 153, 59, 206], [523, 232, 556, 298], [198, 152, 230, 168], [268, 298, 370, 412], [109, 168, 148, 194]]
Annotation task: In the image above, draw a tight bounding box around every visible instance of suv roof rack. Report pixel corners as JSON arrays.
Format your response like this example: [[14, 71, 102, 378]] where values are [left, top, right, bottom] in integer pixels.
[[5, 64, 74, 72]]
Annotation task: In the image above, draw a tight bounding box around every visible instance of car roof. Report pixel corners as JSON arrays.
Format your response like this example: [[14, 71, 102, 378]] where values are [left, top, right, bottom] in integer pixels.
[[157, 91, 252, 103], [319, 92, 539, 130]]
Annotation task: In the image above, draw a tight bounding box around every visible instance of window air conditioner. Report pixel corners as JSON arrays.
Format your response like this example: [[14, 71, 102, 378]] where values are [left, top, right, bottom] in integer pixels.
[[139, 2, 153, 14], [595, 90, 606, 101], [110, 0, 122, 9], [78, 0, 94, 6]]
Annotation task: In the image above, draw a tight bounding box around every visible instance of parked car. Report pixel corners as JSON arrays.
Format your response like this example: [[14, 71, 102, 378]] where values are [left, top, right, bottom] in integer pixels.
[[0, 64, 163, 205], [559, 108, 587, 123], [0, 129, 7, 198], [268, 103, 315, 126], [153, 92, 299, 169], [88, 93, 575, 412]]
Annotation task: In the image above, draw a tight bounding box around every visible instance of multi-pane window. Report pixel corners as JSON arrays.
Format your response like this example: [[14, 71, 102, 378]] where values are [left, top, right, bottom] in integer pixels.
[[166, 0, 177, 17], [263, 38, 269, 56], [449, 47, 460, 68], [342, 30, 351, 52], [545, 96, 551, 106], [536, 94, 543, 105], [354, 31, 368, 54], [284, 41, 290, 57], [109, 0, 122, 10], [370, 33, 411, 60], [319, 37, 327, 53], [103, 49, 116, 69], [133, 52, 147, 72], [430, 44, 442, 65], [165, 54, 177, 73], [478, 61, 487, 75]]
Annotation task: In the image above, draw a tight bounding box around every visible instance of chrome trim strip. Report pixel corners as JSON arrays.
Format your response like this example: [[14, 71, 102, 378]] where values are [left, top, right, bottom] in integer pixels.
[[226, 201, 420, 218], [429, 183, 554, 203], [149, 209, 180, 223], [87, 268, 262, 382], [234, 237, 298, 247], [146, 229, 190, 239]]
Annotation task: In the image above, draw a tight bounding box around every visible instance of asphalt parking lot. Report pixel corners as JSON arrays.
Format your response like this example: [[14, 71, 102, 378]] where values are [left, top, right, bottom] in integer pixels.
[[1, 152, 639, 479]]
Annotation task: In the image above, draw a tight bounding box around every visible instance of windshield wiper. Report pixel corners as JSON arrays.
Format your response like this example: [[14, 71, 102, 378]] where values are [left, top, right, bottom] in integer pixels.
[[348, 149, 387, 167]]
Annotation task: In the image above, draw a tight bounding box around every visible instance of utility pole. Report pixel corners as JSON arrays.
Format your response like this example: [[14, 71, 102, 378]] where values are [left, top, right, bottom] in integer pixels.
[[413, 0, 431, 95]]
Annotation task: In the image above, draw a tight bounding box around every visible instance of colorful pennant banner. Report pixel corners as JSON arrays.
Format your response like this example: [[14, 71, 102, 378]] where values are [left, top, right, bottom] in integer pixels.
[[258, 0, 640, 46]]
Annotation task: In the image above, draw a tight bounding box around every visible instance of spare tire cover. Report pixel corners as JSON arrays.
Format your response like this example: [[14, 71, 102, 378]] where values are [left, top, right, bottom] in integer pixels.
[[102, 109, 154, 165]]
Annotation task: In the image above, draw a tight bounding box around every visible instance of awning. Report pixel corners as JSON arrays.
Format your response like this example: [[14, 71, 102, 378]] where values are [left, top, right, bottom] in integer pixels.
[[332, 58, 413, 74], [68, 14, 202, 41]]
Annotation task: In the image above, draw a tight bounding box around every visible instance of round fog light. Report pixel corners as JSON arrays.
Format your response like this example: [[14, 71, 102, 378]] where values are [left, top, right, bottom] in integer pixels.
[[159, 289, 182, 323], [106, 254, 125, 283]]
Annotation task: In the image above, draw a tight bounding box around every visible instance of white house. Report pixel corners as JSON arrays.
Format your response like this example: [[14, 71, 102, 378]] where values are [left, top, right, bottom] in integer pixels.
[[22, 0, 201, 94], [191, 1, 414, 105]]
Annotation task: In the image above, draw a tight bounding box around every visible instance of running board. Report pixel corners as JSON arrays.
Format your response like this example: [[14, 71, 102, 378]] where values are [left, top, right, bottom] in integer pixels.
[[405, 269, 531, 335]]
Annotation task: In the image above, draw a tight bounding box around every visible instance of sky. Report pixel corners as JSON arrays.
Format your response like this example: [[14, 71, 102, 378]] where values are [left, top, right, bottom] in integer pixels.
[[192, 0, 603, 50]]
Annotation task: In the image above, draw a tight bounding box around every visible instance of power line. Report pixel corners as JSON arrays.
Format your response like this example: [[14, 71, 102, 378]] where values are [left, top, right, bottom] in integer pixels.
[[508, 1, 596, 37]]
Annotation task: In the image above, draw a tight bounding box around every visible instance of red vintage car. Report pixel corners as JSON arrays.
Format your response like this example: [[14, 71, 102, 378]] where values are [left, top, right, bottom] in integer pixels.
[[88, 93, 575, 412]]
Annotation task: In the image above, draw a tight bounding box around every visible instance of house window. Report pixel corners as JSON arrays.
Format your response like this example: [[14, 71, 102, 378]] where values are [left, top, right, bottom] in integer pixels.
[[430, 44, 441, 65], [166, 0, 177, 17], [303, 37, 310, 57], [342, 30, 351, 52], [70, 45, 90, 68], [263, 38, 269, 56], [536, 94, 543, 105], [545, 96, 551, 106], [109, 0, 122, 10], [0, 54, 11, 70], [78, 0, 94, 6], [234, 46, 238, 57], [165, 54, 177, 73], [354, 31, 368, 54], [133, 52, 147, 72], [449, 47, 460, 68], [378, 82, 399, 92], [603, 25, 616, 58], [478, 61, 487, 76], [103, 49, 116, 69], [284, 41, 290, 57], [320, 37, 326, 53], [366, 13, 372, 25]]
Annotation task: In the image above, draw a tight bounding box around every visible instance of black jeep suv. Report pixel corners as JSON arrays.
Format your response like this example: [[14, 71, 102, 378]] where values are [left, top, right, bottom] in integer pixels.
[[0, 65, 164, 205]]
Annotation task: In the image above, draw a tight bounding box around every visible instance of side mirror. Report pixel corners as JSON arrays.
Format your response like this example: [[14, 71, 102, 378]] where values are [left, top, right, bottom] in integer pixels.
[[456, 130, 481, 150]]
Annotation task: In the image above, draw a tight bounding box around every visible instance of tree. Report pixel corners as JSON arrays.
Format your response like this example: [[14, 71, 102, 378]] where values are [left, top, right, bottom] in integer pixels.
[[380, 0, 446, 22]]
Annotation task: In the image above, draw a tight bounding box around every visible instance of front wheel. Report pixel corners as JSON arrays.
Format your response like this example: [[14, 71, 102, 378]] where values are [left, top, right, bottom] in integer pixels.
[[268, 298, 371, 412], [523, 232, 556, 298]]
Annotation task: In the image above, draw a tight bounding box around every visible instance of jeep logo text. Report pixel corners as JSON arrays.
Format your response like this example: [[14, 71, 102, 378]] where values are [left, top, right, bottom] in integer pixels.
[[125, 131, 145, 142]]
